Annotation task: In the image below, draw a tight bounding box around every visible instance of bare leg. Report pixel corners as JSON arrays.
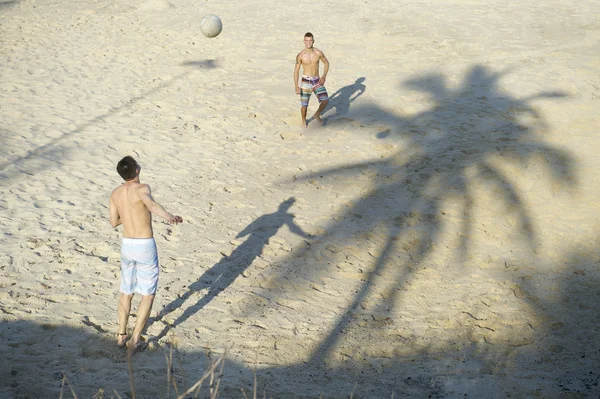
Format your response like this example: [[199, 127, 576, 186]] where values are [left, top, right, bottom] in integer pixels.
[[117, 293, 134, 347], [314, 100, 329, 124], [300, 106, 308, 128], [127, 294, 155, 355]]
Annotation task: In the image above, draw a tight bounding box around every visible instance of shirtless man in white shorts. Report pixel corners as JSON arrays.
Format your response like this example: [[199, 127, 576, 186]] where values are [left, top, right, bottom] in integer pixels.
[[109, 156, 182, 354]]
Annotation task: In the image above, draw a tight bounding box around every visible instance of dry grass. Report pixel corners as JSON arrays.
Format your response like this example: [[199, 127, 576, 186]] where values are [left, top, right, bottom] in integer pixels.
[[56, 344, 396, 398], [58, 345, 244, 399]]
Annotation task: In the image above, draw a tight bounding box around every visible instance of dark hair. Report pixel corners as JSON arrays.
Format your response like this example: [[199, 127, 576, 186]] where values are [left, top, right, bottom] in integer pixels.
[[304, 32, 314, 39], [117, 156, 138, 181]]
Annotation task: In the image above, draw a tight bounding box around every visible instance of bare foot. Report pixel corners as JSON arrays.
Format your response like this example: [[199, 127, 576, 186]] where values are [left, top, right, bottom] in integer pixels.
[[117, 333, 128, 348], [126, 339, 140, 357], [126, 339, 147, 357], [302, 119, 307, 128], [313, 113, 323, 125]]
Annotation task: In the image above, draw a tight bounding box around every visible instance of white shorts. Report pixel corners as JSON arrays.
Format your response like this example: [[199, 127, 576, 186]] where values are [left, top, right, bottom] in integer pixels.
[[120, 238, 159, 295]]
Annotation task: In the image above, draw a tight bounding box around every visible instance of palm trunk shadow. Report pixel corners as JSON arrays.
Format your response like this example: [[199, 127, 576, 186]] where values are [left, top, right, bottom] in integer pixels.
[[309, 197, 440, 364]]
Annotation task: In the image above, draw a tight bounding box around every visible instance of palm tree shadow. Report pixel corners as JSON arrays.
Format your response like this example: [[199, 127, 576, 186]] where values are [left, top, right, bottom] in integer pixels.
[[251, 65, 576, 366], [149, 197, 313, 341]]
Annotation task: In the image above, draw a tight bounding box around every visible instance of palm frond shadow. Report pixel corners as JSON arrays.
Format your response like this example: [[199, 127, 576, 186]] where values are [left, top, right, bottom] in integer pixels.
[[247, 65, 576, 365]]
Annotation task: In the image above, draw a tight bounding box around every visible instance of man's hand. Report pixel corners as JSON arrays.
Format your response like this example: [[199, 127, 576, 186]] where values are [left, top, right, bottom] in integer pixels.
[[318, 76, 326, 86], [295, 86, 300, 95], [167, 215, 183, 224]]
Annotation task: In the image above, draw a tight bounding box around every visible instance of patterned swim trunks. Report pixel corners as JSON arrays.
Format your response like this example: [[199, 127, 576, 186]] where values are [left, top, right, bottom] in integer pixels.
[[120, 238, 159, 295], [300, 75, 329, 107]]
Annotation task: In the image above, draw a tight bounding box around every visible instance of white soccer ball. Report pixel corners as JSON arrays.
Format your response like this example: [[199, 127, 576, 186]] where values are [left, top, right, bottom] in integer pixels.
[[200, 14, 222, 38]]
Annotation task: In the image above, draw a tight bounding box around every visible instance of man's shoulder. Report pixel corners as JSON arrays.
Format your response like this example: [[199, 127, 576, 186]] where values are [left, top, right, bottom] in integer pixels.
[[111, 184, 123, 197], [130, 183, 151, 203], [135, 183, 151, 192], [112, 182, 150, 195]]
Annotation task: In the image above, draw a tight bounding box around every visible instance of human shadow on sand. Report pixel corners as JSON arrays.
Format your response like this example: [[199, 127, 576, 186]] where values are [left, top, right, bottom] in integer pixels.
[[325, 77, 366, 119], [149, 198, 313, 341], [306, 77, 366, 127]]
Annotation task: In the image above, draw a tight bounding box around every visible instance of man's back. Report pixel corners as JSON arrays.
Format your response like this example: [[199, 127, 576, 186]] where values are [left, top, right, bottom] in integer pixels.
[[110, 155, 182, 355], [111, 182, 153, 239]]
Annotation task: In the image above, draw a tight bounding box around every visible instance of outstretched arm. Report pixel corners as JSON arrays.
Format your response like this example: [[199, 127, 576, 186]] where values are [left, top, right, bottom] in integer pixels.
[[350, 86, 365, 103], [294, 54, 301, 95], [139, 185, 183, 224], [285, 216, 313, 238]]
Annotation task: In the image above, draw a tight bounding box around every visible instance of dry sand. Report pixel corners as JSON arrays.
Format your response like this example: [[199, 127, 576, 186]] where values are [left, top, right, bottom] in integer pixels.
[[1, 0, 600, 397]]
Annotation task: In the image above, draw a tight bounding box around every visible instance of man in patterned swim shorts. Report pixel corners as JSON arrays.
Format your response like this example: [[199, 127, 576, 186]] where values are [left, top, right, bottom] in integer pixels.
[[293, 32, 330, 127], [109, 156, 183, 355]]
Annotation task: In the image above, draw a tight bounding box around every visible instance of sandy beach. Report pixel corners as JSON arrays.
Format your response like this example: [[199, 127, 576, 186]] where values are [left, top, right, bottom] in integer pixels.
[[1, 0, 600, 397]]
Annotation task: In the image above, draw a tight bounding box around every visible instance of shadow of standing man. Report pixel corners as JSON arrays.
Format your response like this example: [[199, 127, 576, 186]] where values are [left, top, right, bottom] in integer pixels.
[[151, 198, 313, 341], [326, 77, 366, 118]]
